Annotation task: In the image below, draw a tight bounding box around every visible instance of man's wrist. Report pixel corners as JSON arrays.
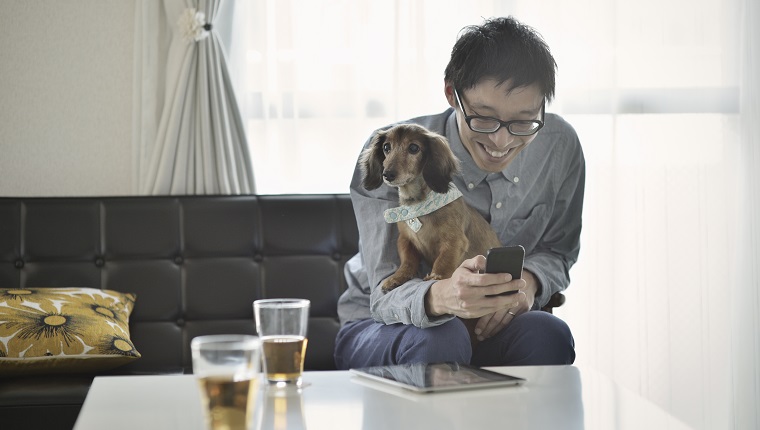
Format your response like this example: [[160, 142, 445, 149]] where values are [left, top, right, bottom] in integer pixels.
[[522, 269, 540, 297], [424, 281, 445, 317]]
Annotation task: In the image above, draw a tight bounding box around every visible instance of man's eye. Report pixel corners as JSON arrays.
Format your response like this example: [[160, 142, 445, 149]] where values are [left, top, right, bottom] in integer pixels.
[[383, 143, 391, 153], [408, 144, 420, 154]]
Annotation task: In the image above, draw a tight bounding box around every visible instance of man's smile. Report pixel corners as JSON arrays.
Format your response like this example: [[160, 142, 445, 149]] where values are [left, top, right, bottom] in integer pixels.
[[479, 141, 523, 160]]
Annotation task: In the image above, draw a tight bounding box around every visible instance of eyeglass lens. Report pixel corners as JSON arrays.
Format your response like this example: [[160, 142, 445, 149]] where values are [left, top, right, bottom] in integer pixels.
[[468, 118, 541, 135]]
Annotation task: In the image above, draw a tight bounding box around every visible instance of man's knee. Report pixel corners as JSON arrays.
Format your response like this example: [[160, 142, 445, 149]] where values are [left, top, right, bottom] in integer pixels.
[[397, 319, 472, 364], [334, 318, 473, 369], [472, 311, 575, 366], [512, 311, 573, 340], [509, 311, 575, 364]]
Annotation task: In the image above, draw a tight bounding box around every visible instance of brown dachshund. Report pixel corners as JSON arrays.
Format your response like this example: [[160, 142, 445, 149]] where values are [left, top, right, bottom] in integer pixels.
[[361, 123, 501, 293]]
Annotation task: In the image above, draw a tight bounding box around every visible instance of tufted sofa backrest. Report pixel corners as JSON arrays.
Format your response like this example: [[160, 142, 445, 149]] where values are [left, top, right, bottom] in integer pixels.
[[0, 195, 359, 372]]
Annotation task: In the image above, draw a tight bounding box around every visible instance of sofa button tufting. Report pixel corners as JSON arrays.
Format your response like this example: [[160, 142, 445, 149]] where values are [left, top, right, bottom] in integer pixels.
[[94, 258, 105, 267], [332, 252, 341, 261], [174, 256, 184, 265], [14, 259, 24, 269], [253, 254, 263, 262], [176, 318, 185, 326]]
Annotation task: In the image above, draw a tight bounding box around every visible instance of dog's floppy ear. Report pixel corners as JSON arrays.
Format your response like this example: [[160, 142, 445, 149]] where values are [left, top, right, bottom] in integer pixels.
[[422, 131, 460, 194], [360, 130, 387, 190]]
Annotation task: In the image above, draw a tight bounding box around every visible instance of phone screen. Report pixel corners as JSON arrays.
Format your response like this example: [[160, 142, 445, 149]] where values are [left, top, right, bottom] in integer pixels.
[[484, 245, 525, 296]]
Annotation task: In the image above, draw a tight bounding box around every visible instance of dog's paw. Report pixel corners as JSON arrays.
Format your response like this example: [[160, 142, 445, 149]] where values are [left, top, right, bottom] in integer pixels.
[[423, 273, 444, 281], [381, 277, 404, 293]]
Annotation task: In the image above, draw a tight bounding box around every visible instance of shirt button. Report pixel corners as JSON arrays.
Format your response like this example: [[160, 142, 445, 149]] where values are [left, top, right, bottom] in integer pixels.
[[467, 183, 475, 190], [496, 202, 502, 209], [513, 176, 520, 183]]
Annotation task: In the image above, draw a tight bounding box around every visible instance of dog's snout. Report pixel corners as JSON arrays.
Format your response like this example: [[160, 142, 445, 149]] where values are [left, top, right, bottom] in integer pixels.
[[383, 171, 396, 182]]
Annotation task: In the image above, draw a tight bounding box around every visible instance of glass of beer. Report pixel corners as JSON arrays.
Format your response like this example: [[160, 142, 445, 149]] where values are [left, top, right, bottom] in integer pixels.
[[253, 298, 310, 386], [191, 334, 261, 430]]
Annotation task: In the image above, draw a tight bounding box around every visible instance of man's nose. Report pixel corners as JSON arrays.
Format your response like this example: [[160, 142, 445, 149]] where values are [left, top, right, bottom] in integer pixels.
[[489, 127, 514, 149]]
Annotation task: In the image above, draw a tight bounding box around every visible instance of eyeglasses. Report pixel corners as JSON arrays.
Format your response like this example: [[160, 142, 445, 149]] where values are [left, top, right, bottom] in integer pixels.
[[454, 89, 545, 136]]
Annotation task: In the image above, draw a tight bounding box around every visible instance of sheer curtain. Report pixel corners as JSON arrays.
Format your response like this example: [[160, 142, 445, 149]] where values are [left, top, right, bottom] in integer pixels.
[[225, 0, 498, 194], [734, 0, 760, 427], [134, 0, 254, 195], [226, 1, 758, 428]]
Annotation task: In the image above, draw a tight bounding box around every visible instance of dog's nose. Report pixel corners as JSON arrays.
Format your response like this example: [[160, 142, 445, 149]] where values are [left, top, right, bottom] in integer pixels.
[[383, 171, 396, 182]]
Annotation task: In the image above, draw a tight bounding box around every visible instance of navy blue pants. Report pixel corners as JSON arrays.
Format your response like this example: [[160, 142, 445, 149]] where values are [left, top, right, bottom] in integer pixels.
[[334, 311, 575, 369]]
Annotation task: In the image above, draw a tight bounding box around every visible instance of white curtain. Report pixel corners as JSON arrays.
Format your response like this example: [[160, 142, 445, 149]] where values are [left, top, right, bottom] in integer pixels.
[[734, 0, 760, 427], [225, 1, 758, 428], [134, 0, 254, 195], [224, 0, 487, 194]]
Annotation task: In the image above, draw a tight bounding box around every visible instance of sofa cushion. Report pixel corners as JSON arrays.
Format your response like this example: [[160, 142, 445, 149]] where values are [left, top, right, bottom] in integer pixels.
[[0, 287, 140, 375]]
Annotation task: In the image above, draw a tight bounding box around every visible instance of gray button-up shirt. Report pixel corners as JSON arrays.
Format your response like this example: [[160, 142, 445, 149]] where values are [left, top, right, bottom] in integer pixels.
[[337, 108, 585, 328]]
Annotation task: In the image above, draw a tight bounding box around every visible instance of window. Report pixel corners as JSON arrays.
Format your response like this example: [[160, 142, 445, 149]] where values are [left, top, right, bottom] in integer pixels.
[[222, 2, 755, 427], [224, 0, 508, 194]]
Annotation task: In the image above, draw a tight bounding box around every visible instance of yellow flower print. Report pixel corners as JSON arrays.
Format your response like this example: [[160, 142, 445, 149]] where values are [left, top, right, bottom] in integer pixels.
[[0, 301, 97, 357], [58, 289, 135, 327], [0, 287, 139, 360], [0, 288, 72, 310], [95, 335, 140, 357]]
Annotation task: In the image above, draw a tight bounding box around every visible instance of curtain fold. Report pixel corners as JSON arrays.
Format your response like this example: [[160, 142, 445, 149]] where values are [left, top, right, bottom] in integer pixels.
[[734, 0, 760, 427], [136, 0, 254, 195]]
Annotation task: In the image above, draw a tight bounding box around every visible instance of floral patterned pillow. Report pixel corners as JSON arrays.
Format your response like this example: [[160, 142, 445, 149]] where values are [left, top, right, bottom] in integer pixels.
[[0, 287, 140, 375]]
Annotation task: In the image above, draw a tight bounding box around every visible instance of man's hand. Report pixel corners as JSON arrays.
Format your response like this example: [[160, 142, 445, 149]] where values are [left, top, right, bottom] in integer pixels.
[[473, 269, 539, 341], [424, 255, 523, 319]]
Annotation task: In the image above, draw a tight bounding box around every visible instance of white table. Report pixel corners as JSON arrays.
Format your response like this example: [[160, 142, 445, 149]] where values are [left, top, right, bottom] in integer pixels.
[[74, 366, 692, 430]]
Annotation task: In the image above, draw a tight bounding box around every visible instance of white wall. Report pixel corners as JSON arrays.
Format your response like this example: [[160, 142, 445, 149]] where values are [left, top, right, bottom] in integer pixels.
[[0, 0, 135, 196]]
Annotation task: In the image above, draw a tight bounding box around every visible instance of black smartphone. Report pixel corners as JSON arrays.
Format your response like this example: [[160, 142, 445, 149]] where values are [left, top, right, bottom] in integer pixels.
[[484, 245, 525, 296]]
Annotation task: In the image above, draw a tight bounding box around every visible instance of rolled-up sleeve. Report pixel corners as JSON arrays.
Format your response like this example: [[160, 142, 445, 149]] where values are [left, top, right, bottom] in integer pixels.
[[523, 128, 586, 309], [350, 162, 455, 328]]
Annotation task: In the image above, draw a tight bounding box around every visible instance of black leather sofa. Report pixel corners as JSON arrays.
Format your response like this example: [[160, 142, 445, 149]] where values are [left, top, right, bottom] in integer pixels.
[[0, 194, 358, 429]]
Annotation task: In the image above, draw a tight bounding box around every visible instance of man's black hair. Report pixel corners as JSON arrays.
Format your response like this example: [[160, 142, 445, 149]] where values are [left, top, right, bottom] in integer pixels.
[[444, 16, 557, 101]]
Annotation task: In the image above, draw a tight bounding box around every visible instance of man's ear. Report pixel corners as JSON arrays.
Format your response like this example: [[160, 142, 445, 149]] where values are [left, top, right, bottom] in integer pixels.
[[443, 81, 457, 109]]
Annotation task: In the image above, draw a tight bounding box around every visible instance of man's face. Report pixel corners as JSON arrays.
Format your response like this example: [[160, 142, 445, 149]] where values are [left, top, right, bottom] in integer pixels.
[[445, 79, 544, 173]]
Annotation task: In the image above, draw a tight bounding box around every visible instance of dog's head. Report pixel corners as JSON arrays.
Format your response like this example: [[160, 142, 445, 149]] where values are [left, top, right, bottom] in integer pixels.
[[360, 124, 460, 194]]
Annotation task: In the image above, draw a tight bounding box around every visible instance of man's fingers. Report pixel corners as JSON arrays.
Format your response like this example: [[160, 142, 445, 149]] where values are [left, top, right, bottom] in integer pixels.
[[473, 314, 492, 337], [460, 255, 486, 273], [475, 311, 507, 340], [474, 293, 525, 339]]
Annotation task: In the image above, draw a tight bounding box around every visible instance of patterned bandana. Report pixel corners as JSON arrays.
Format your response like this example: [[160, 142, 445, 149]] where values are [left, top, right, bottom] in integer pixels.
[[383, 183, 463, 232]]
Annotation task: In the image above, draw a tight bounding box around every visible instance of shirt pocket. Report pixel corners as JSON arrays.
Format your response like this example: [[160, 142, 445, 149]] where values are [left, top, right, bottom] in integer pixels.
[[504, 203, 549, 250]]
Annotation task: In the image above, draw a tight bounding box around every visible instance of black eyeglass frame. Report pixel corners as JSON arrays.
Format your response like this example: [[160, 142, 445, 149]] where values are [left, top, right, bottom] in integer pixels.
[[454, 89, 545, 136]]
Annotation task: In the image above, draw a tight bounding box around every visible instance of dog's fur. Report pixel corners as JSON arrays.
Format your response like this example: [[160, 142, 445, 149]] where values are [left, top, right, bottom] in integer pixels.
[[361, 123, 501, 293]]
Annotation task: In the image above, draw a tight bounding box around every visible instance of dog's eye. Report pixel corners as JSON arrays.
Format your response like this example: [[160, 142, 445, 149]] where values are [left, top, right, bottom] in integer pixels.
[[383, 143, 391, 153], [408, 144, 420, 154]]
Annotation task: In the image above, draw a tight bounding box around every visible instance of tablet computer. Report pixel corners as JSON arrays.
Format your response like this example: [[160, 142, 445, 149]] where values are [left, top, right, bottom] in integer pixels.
[[349, 362, 526, 393]]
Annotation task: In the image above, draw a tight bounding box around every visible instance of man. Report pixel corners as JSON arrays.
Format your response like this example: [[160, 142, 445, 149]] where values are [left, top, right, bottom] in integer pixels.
[[334, 16, 584, 369]]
